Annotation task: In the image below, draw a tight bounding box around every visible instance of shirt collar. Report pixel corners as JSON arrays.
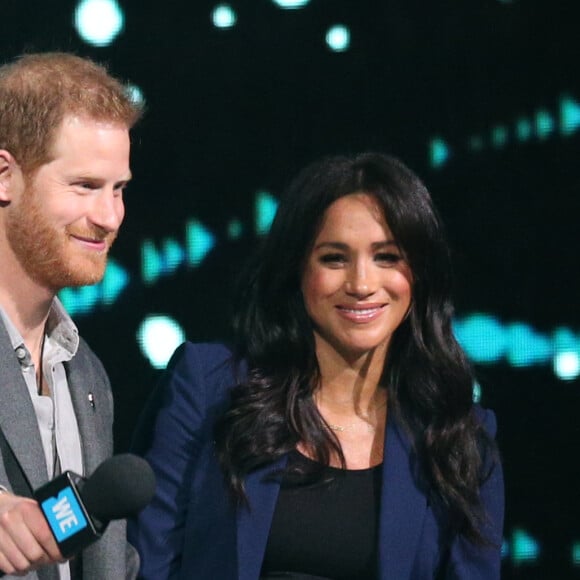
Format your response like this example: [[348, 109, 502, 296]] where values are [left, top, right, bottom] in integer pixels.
[[0, 297, 79, 359]]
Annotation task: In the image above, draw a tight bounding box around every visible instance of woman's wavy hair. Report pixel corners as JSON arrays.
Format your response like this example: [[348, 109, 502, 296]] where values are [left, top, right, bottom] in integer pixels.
[[216, 152, 494, 543]]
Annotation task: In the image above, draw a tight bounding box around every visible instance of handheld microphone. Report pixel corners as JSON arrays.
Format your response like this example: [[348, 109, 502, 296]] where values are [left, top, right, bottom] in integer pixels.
[[33, 453, 155, 558]]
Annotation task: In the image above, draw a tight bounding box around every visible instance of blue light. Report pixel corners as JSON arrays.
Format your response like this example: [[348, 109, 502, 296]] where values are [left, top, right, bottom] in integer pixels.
[[137, 315, 185, 369], [553, 327, 580, 380], [185, 220, 216, 266], [271, 0, 310, 8], [326, 25, 351, 52], [572, 541, 580, 566], [74, 0, 124, 47], [141, 238, 186, 285], [506, 323, 551, 367], [491, 125, 508, 148], [430, 138, 450, 168], [58, 258, 129, 314], [535, 109, 554, 140], [453, 313, 506, 363], [511, 528, 540, 564], [227, 219, 243, 239], [212, 4, 237, 28], [126, 84, 145, 107], [255, 191, 278, 235], [472, 382, 481, 403], [515, 117, 533, 142], [560, 95, 580, 136]]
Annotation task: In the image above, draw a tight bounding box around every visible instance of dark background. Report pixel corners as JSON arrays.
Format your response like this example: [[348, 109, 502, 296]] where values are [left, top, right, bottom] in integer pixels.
[[2, 1, 579, 577]]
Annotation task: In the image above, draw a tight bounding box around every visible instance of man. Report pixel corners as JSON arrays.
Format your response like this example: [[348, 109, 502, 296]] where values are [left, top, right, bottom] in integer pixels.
[[0, 53, 142, 579]]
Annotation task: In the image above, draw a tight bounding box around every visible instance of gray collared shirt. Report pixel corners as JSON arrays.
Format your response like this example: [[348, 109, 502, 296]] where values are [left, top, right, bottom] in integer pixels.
[[0, 299, 84, 580]]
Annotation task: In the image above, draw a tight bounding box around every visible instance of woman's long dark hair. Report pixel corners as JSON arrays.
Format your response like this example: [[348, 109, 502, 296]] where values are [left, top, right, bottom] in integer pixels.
[[215, 152, 494, 543]]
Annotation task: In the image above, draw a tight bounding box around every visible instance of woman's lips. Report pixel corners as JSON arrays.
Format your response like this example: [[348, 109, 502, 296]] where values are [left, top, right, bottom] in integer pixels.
[[336, 303, 386, 323]]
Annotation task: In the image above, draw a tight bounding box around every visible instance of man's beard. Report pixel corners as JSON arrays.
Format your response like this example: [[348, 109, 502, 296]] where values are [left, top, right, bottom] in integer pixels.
[[5, 187, 117, 291]]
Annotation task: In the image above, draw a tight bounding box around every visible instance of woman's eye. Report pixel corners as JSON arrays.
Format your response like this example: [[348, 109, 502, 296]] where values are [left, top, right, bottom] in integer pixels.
[[319, 253, 347, 265], [376, 252, 402, 264]]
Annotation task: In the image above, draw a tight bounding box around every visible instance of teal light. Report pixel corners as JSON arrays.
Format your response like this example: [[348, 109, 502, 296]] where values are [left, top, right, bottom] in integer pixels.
[[58, 258, 129, 315], [515, 117, 533, 142], [101, 260, 129, 305], [560, 95, 580, 137], [141, 238, 185, 285], [535, 109, 554, 140], [137, 315, 185, 369], [572, 542, 580, 566], [506, 323, 551, 367], [271, 0, 310, 8], [491, 125, 508, 148], [429, 138, 450, 168], [126, 84, 145, 107], [453, 314, 506, 363], [255, 191, 278, 235], [511, 528, 540, 565], [212, 4, 237, 28], [227, 219, 243, 240], [326, 25, 351, 52], [553, 327, 580, 380], [74, 0, 124, 47], [472, 382, 481, 403], [185, 220, 215, 266]]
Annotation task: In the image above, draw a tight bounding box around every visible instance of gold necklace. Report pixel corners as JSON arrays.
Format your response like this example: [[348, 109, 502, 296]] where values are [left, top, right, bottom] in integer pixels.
[[327, 421, 377, 433], [325, 399, 387, 433]]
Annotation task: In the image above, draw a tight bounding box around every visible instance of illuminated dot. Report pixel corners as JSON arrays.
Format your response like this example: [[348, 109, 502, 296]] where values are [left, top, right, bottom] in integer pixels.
[[472, 382, 482, 403], [185, 220, 216, 266], [430, 137, 450, 168], [212, 4, 237, 28], [572, 541, 580, 566], [227, 219, 243, 239], [491, 125, 508, 148], [326, 25, 350, 52], [126, 84, 145, 107], [511, 528, 540, 564], [272, 0, 310, 8], [255, 191, 278, 235], [554, 352, 580, 381], [514, 118, 532, 142], [137, 315, 185, 369], [74, 0, 124, 47], [560, 95, 580, 137], [535, 109, 554, 140]]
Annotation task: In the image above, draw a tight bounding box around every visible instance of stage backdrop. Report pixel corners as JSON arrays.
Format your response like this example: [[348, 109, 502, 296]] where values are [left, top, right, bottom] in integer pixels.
[[2, 1, 579, 577]]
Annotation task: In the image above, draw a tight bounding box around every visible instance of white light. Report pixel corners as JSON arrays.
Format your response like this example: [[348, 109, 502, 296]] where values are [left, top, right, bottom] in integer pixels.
[[212, 4, 237, 28], [137, 315, 185, 369], [554, 351, 580, 381], [326, 25, 350, 52], [74, 0, 124, 47], [272, 0, 310, 8]]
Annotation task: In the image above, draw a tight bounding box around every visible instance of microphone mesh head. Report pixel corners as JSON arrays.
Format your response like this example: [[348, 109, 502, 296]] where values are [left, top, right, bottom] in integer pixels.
[[81, 454, 155, 521]]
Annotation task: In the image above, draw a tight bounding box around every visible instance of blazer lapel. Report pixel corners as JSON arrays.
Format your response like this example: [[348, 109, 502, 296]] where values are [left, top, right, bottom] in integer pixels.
[[237, 455, 287, 580], [0, 322, 48, 492], [65, 349, 111, 476], [378, 415, 428, 580]]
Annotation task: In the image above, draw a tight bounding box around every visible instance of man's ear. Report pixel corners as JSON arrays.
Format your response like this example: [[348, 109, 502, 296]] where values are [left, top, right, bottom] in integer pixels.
[[0, 150, 21, 203]]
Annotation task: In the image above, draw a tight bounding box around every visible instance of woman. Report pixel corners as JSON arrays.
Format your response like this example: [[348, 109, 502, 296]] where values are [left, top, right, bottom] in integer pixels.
[[128, 153, 504, 579]]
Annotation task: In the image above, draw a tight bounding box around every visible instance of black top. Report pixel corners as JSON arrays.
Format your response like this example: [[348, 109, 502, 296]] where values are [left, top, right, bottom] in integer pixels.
[[261, 450, 383, 580]]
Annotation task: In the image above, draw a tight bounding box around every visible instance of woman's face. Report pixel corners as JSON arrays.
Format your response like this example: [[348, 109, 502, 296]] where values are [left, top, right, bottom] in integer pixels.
[[301, 193, 413, 362]]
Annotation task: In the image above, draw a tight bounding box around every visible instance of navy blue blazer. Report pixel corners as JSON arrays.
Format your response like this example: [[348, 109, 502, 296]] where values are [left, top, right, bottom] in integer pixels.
[[128, 342, 504, 580]]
